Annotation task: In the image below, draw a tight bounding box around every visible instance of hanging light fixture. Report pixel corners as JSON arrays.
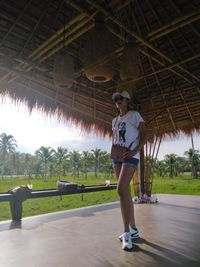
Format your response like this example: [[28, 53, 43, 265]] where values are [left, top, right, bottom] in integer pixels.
[[53, 53, 74, 88], [53, 6, 74, 89], [120, 41, 141, 81], [82, 14, 116, 83]]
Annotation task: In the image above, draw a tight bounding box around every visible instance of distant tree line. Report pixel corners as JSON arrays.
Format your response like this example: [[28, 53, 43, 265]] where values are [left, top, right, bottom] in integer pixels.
[[154, 151, 200, 178], [0, 133, 200, 179], [0, 133, 113, 180]]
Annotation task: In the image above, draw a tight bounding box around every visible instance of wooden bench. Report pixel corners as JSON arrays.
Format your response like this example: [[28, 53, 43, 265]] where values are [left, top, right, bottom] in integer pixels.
[[0, 184, 117, 221]]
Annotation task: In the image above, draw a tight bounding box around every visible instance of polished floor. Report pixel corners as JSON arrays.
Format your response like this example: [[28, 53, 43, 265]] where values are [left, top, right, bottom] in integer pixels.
[[0, 194, 199, 267]]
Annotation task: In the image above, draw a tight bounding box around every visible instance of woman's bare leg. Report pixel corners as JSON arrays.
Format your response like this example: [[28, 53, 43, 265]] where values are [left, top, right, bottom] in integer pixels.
[[114, 166, 136, 230], [114, 166, 126, 226], [117, 165, 136, 232], [128, 186, 136, 229]]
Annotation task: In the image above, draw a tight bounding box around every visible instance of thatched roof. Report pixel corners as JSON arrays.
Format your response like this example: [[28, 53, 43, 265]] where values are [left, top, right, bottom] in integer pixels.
[[0, 0, 200, 140]]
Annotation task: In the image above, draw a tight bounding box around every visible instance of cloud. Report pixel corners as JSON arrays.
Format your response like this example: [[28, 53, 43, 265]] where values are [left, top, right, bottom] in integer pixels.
[[157, 134, 200, 159], [0, 97, 111, 154]]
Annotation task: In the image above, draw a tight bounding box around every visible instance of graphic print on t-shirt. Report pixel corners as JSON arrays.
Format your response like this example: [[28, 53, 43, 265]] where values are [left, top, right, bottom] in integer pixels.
[[118, 122, 126, 143], [112, 111, 144, 159]]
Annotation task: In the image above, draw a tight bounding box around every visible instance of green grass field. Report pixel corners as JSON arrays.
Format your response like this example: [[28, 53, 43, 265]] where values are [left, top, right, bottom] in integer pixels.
[[0, 173, 199, 221], [152, 174, 200, 195]]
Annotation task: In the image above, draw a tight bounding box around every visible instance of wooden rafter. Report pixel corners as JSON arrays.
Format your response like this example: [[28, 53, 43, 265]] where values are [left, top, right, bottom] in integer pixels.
[[147, 9, 200, 41], [0, 0, 33, 46]]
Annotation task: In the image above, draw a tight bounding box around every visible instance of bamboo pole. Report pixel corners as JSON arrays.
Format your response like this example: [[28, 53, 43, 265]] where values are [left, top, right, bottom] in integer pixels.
[[65, 0, 91, 14], [33, 13, 97, 61], [115, 0, 134, 11], [150, 136, 162, 195], [30, 13, 88, 58], [148, 143, 152, 159], [152, 136, 158, 159], [148, 10, 200, 41], [155, 137, 162, 161], [140, 149, 145, 195], [39, 23, 95, 62]]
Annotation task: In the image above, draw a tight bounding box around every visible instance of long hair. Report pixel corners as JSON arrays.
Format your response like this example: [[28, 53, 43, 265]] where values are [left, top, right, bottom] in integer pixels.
[[115, 98, 135, 113]]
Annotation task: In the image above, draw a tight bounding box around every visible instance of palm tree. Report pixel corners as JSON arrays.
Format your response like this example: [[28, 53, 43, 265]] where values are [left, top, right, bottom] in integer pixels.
[[164, 154, 178, 178], [175, 156, 188, 176], [82, 151, 92, 179], [10, 152, 21, 175], [18, 153, 33, 177], [91, 148, 104, 178], [99, 151, 112, 179], [154, 160, 167, 177], [35, 146, 55, 180], [98, 151, 109, 171], [184, 148, 200, 178], [31, 158, 43, 178], [0, 133, 17, 159], [54, 147, 68, 179], [0, 133, 17, 176], [68, 151, 81, 180]]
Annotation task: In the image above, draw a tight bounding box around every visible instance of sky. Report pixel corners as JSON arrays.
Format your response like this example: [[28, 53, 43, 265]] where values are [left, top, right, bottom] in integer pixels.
[[0, 97, 199, 160]]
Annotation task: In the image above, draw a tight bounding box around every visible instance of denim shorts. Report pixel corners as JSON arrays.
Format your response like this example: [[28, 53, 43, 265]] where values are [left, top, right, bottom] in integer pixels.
[[112, 158, 139, 169]]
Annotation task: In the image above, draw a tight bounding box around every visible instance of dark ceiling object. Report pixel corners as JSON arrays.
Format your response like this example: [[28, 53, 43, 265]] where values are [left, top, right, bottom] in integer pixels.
[[53, 53, 74, 88], [82, 14, 116, 83], [120, 42, 141, 81]]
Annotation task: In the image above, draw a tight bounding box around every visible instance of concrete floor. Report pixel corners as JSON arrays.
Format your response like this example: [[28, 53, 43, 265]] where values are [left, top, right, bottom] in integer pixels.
[[0, 194, 200, 267]]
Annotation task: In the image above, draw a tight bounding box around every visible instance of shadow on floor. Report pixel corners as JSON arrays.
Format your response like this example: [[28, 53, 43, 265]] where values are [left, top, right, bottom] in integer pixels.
[[0, 202, 120, 232]]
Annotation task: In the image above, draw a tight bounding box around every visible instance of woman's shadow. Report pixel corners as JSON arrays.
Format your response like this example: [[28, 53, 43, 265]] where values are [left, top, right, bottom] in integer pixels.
[[131, 238, 199, 266]]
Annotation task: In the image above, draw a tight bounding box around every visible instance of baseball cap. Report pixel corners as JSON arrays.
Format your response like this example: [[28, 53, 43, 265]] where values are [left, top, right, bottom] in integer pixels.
[[112, 91, 130, 101]]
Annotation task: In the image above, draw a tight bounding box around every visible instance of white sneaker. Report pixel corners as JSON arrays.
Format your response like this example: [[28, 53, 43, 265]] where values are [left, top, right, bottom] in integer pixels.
[[119, 227, 139, 241], [121, 232, 133, 250]]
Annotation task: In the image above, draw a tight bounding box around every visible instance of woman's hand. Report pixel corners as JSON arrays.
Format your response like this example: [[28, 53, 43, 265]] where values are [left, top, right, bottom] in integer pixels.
[[124, 147, 139, 159]]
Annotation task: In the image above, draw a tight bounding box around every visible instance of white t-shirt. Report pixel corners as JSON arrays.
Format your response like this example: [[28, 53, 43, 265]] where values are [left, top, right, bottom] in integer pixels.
[[112, 110, 144, 159]]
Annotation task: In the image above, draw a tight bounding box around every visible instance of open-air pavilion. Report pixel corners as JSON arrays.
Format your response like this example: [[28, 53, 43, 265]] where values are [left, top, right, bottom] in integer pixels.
[[0, 0, 200, 266]]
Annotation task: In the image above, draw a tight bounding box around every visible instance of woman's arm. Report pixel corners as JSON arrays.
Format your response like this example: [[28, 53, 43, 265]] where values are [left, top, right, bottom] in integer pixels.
[[137, 121, 148, 151], [124, 121, 148, 158]]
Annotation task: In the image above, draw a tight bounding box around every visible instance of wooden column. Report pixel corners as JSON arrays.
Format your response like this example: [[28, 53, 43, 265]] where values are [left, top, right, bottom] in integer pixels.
[[9, 197, 23, 221], [140, 149, 145, 195]]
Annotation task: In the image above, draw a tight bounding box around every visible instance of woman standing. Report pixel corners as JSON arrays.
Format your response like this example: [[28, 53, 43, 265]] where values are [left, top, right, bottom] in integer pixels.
[[111, 91, 148, 251]]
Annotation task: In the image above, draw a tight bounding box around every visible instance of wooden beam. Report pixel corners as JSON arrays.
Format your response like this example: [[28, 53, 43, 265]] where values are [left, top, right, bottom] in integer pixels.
[[140, 149, 145, 195], [31, 13, 88, 58], [147, 10, 200, 41]]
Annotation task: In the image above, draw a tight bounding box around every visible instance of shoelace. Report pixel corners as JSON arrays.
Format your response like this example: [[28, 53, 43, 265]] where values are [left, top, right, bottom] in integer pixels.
[[124, 234, 130, 242]]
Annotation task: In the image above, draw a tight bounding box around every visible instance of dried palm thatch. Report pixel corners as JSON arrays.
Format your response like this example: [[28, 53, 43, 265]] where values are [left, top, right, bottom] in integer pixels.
[[0, 0, 199, 141]]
